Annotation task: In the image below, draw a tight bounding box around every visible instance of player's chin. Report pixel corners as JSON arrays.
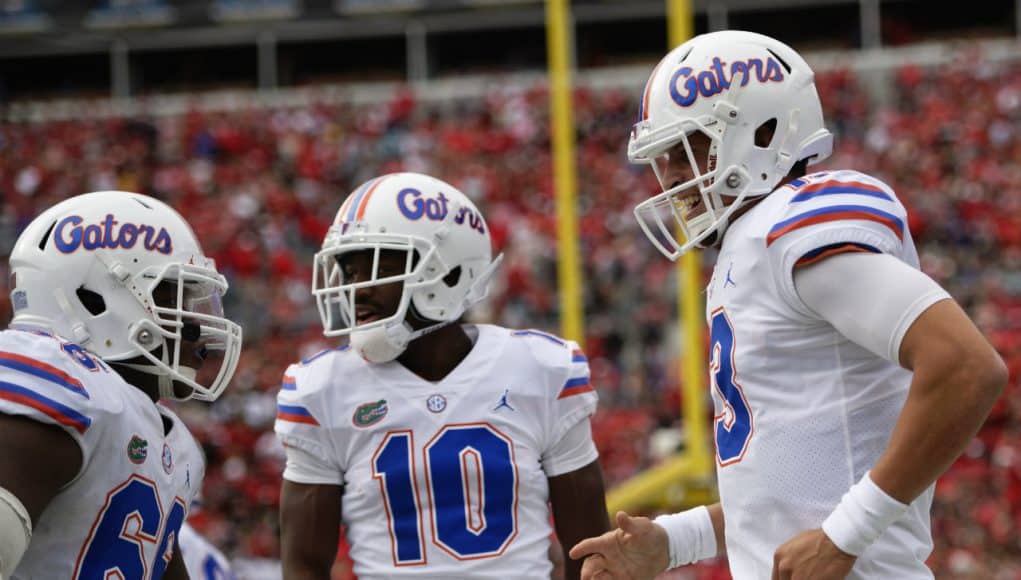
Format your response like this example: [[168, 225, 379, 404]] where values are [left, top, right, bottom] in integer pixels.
[[170, 380, 196, 400]]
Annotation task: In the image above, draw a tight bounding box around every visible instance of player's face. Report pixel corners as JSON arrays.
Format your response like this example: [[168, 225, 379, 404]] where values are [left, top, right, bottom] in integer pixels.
[[152, 280, 213, 398], [337, 249, 409, 326], [108, 280, 211, 400], [660, 130, 714, 222]]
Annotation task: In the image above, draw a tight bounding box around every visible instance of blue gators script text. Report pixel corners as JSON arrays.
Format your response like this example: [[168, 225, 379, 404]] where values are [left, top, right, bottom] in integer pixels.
[[55, 214, 173, 255], [670, 56, 785, 107], [396, 188, 486, 234]]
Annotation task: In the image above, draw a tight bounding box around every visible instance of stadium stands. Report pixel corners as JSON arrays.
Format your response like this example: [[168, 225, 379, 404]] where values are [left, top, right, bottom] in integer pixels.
[[2, 40, 1020, 580]]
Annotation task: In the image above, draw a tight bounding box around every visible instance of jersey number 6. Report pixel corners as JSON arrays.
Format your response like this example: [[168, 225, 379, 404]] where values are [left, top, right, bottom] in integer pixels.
[[373, 423, 518, 566], [74, 475, 187, 580]]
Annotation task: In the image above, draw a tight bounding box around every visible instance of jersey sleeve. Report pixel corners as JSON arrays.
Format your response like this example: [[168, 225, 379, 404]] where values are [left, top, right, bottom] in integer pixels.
[[274, 364, 344, 485], [0, 347, 95, 443], [764, 171, 910, 316], [543, 339, 599, 474]]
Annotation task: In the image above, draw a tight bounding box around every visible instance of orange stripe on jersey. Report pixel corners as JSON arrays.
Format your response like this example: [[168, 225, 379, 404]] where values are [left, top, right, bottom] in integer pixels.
[[558, 378, 594, 399], [766, 207, 903, 247]]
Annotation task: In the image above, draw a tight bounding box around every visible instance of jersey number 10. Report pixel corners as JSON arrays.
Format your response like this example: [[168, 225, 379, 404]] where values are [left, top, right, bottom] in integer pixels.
[[373, 423, 518, 566]]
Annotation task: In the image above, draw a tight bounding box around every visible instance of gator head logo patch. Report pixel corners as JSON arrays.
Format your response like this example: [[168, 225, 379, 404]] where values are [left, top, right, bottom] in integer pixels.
[[352, 400, 388, 427], [127, 435, 148, 464]]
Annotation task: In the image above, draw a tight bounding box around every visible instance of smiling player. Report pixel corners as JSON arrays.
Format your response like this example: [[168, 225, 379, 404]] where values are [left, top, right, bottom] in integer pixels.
[[275, 172, 610, 579]]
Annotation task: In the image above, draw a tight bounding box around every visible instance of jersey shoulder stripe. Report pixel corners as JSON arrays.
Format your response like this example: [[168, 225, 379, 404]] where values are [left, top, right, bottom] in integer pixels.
[[0, 380, 92, 433], [766, 204, 904, 247], [0, 350, 89, 398], [281, 375, 297, 391], [558, 376, 593, 399], [788, 178, 894, 204], [794, 242, 881, 267], [277, 403, 320, 426]]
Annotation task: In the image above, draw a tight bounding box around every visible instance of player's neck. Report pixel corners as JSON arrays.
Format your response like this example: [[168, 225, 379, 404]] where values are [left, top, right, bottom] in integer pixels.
[[397, 323, 473, 382], [109, 362, 162, 403]]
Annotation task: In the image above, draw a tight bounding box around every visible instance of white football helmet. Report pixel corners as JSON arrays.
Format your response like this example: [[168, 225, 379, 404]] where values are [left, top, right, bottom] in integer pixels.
[[629, 30, 834, 259], [313, 172, 502, 363], [8, 191, 242, 402]]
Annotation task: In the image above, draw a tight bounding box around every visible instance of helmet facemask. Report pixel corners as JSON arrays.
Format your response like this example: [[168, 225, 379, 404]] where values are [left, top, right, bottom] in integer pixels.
[[113, 259, 242, 402], [312, 232, 451, 363], [634, 118, 742, 259]]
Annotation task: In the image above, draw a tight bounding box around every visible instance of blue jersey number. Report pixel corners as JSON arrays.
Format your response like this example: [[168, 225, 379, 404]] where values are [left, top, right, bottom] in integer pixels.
[[372, 423, 518, 565], [75, 476, 186, 580], [710, 308, 754, 465]]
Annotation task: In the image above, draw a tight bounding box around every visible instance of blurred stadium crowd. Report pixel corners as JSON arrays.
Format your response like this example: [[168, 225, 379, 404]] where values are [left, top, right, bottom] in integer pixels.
[[1, 46, 1020, 579]]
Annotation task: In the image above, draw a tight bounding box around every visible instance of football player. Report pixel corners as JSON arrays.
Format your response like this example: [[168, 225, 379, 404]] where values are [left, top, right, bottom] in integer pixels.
[[0, 191, 242, 580], [276, 172, 610, 579], [570, 31, 1006, 580]]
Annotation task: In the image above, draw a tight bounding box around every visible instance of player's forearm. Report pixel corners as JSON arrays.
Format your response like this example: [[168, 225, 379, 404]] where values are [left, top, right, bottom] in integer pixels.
[[281, 562, 331, 580], [871, 353, 1005, 504]]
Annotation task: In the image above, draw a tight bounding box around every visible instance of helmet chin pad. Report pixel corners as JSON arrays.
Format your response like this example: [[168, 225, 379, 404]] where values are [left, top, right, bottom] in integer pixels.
[[350, 323, 412, 364]]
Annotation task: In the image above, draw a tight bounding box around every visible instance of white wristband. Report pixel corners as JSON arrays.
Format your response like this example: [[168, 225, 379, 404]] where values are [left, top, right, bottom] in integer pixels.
[[822, 471, 908, 556], [653, 506, 717, 569]]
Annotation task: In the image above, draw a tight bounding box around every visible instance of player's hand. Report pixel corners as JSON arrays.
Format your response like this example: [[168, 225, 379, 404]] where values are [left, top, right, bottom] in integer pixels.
[[771, 528, 856, 580], [568, 510, 670, 580]]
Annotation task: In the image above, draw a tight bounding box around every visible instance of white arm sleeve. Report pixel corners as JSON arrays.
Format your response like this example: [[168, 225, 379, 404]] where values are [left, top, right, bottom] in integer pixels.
[[793, 253, 951, 365], [541, 416, 599, 477]]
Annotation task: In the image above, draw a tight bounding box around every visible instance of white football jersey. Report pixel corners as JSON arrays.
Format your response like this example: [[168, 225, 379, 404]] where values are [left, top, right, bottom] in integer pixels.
[[706, 170, 934, 579], [0, 328, 205, 580], [179, 523, 236, 580], [275, 324, 598, 579]]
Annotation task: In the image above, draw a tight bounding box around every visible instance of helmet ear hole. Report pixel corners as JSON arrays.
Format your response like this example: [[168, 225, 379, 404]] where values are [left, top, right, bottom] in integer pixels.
[[38, 220, 56, 251], [755, 118, 778, 148], [443, 266, 462, 288], [75, 286, 107, 316]]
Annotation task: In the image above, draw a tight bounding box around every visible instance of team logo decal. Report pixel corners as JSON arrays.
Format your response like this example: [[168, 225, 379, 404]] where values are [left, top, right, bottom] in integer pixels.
[[426, 394, 447, 413], [396, 188, 486, 235], [353, 399, 388, 427], [162, 443, 174, 474], [127, 435, 148, 464], [669, 56, 785, 108], [54, 214, 173, 255]]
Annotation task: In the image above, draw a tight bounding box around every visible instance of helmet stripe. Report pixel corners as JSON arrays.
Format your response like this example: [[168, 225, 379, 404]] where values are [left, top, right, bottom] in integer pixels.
[[641, 60, 664, 121], [354, 175, 390, 221], [337, 178, 378, 224], [347, 175, 385, 223]]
